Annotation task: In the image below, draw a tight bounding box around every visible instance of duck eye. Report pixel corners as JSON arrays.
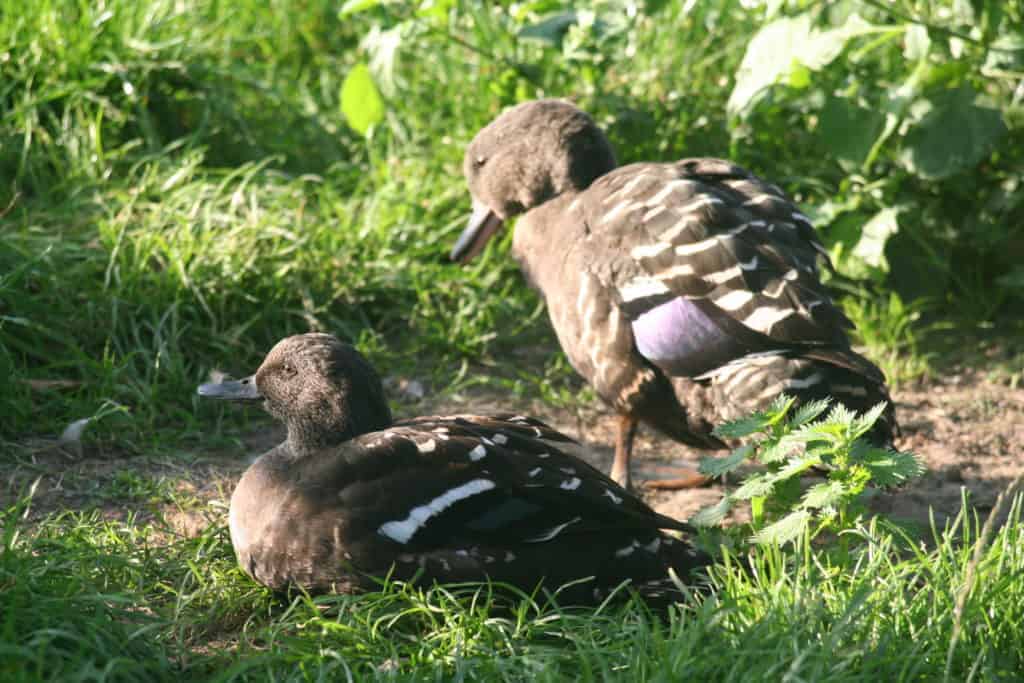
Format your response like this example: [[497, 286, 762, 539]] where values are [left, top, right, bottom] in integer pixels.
[[282, 363, 296, 376], [474, 156, 487, 167]]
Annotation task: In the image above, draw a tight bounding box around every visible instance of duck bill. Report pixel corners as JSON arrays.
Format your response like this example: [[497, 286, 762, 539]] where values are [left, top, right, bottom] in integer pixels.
[[197, 375, 262, 402], [450, 199, 505, 263]]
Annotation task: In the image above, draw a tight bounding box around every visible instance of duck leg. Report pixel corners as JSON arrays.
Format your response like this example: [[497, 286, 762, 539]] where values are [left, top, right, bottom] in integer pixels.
[[610, 412, 637, 489], [643, 469, 709, 490]]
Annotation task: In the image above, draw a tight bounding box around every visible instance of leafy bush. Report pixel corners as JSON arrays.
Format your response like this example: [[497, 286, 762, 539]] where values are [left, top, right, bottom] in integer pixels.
[[724, 0, 1023, 315], [340, 0, 1023, 317], [692, 396, 924, 545]]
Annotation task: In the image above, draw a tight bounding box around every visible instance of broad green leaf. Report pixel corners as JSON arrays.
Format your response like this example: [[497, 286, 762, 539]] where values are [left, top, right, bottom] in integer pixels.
[[818, 96, 886, 169], [699, 444, 754, 477], [417, 0, 455, 21], [341, 63, 385, 137], [900, 87, 1008, 180], [690, 496, 733, 527], [751, 510, 811, 545], [997, 265, 1024, 290], [363, 24, 405, 97], [728, 12, 879, 116], [852, 208, 899, 272], [983, 33, 1024, 72], [903, 24, 930, 60], [518, 12, 578, 47], [339, 0, 383, 16], [728, 14, 809, 116], [798, 13, 876, 70]]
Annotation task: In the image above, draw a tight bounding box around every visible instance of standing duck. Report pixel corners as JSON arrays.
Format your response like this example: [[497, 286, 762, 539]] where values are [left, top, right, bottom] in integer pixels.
[[452, 99, 896, 490], [197, 333, 709, 604]]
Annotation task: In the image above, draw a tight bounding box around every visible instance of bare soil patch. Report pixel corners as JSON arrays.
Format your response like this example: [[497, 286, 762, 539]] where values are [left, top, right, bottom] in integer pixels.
[[3, 365, 1022, 538]]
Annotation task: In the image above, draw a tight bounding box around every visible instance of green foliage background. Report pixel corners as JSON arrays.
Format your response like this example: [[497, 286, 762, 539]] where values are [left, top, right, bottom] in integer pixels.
[[1, 0, 1021, 443], [1, 2, 1023, 680]]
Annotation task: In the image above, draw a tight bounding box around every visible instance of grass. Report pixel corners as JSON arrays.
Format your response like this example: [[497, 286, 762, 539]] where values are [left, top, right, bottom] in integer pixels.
[[3, 485, 1024, 681], [2, 0, 1023, 680]]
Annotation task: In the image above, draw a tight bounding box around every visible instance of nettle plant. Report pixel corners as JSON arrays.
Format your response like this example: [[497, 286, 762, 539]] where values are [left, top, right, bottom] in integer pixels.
[[692, 396, 923, 546]]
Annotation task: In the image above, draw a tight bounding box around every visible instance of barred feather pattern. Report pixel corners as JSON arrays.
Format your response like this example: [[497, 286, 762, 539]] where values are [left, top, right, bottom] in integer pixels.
[[511, 158, 894, 448]]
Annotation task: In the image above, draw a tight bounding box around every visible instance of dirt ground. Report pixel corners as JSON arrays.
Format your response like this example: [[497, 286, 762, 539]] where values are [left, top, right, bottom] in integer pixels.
[[3, 364, 1023, 539]]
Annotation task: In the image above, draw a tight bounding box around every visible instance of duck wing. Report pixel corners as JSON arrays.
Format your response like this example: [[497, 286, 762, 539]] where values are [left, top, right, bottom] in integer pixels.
[[338, 414, 691, 552], [581, 158, 853, 379]]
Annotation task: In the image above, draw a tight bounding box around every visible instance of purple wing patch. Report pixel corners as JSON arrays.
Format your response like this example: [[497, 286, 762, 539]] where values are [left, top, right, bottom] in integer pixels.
[[631, 297, 750, 376]]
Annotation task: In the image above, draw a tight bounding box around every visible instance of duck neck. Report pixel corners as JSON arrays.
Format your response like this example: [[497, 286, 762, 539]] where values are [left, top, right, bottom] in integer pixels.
[[284, 397, 392, 458]]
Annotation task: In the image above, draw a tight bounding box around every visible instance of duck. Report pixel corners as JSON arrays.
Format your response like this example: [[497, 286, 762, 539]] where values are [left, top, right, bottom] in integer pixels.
[[197, 333, 710, 605], [451, 99, 896, 490]]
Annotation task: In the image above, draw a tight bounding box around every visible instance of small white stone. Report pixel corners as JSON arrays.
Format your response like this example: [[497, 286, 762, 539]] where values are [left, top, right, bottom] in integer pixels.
[[492, 433, 508, 445], [468, 444, 487, 461]]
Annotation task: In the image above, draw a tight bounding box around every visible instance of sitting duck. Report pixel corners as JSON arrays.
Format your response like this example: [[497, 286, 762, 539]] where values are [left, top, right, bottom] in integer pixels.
[[452, 99, 896, 490], [198, 333, 709, 604]]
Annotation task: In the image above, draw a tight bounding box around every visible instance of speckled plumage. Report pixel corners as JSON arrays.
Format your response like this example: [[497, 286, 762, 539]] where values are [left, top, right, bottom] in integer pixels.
[[198, 333, 709, 605], [453, 100, 896, 488]]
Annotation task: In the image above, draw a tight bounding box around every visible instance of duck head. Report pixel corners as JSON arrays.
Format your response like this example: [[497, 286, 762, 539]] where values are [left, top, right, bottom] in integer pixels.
[[451, 99, 617, 262], [198, 333, 392, 453]]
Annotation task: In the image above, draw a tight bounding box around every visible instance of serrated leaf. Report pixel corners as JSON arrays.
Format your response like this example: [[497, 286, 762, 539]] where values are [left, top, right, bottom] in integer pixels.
[[766, 394, 797, 423], [340, 63, 385, 137], [788, 422, 843, 446], [825, 402, 857, 427], [801, 480, 849, 510], [699, 444, 754, 477], [733, 473, 778, 501], [750, 510, 811, 545], [852, 208, 899, 272], [901, 87, 1008, 180], [776, 453, 823, 480], [851, 401, 888, 438], [713, 411, 771, 440], [690, 496, 734, 527], [818, 96, 886, 169], [860, 448, 925, 486], [789, 398, 832, 428], [759, 438, 799, 464]]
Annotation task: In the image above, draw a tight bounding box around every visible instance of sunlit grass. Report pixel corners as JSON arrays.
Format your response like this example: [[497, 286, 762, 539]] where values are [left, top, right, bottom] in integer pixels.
[[2, 0, 1022, 680], [3, 485, 1023, 681]]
